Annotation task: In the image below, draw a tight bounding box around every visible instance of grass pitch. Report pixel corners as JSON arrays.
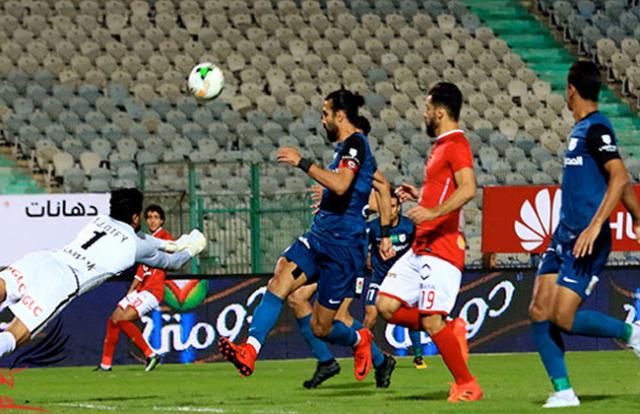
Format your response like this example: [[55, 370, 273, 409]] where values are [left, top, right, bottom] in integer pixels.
[[5, 351, 640, 413]]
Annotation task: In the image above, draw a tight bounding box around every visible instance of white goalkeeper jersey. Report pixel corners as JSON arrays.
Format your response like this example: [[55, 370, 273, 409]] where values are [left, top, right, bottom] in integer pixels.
[[51, 215, 191, 295]]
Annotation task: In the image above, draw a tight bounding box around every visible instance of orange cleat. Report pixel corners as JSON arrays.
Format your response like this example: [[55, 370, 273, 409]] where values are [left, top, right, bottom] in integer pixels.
[[218, 337, 257, 377], [353, 328, 373, 381], [451, 318, 469, 362], [447, 378, 483, 403]]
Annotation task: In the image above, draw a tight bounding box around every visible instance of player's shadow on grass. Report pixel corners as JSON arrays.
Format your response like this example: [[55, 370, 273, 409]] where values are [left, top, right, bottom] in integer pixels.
[[533, 394, 616, 406], [390, 391, 449, 401], [310, 382, 371, 391], [54, 395, 160, 403]]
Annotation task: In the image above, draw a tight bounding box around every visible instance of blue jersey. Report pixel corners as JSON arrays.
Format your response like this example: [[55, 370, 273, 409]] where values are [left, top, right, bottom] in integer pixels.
[[558, 111, 620, 240], [368, 216, 415, 283], [310, 132, 376, 246]]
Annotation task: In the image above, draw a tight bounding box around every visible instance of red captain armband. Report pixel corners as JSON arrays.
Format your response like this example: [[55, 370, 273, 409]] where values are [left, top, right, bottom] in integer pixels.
[[338, 157, 359, 172]]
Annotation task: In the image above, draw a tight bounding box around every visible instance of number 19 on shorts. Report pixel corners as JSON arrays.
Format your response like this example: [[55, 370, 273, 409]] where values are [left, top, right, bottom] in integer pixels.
[[420, 289, 436, 310]]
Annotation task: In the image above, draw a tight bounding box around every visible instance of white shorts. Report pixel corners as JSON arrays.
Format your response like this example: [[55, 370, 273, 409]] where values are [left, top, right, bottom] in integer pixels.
[[117, 290, 159, 317], [378, 250, 461, 315], [0, 251, 79, 335]]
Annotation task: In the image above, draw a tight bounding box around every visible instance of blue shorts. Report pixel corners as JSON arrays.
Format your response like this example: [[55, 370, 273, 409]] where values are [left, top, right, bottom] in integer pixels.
[[536, 229, 611, 300], [365, 270, 385, 306], [282, 233, 366, 310]]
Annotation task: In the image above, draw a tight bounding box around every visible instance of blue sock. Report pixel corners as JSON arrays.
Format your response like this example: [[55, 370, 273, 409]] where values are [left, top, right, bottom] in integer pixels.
[[570, 310, 629, 339], [324, 320, 358, 347], [351, 319, 385, 368], [409, 330, 423, 357], [247, 291, 283, 348], [532, 321, 571, 391], [297, 314, 334, 363]]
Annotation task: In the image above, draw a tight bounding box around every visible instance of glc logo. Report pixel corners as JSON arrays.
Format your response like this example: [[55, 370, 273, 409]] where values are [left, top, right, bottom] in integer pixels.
[[514, 189, 561, 251]]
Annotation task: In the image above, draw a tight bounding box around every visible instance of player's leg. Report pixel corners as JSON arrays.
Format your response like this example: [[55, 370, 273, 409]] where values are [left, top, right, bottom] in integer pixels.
[[408, 329, 426, 369], [98, 306, 124, 371], [376, 251, 422, 330], [113, 299, 161, 371], [219, 243, 311, 376], [0, 318, 30, 359], [530, 273, 581, 408], [417, 255, 481, 402], [288, 283, 340, 388]]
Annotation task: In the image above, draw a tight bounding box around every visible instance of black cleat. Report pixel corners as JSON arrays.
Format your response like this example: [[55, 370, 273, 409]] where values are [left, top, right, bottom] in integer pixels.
[[375, 355, 396, 388], [303, 359, 341, 389], [145, 354, 162, 372], [93, 365, 112, 372]]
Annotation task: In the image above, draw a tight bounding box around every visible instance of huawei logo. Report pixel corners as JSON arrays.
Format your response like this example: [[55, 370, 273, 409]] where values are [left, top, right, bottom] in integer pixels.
[[514, 189, 561, 251]]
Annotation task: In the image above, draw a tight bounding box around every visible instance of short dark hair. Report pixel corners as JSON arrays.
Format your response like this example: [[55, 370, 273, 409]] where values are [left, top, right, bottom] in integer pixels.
[[428, 82, 463, 121], [568, 60, 600, 102], [145, 204, 165, 221], [109, 188, 143, 224], [325, 89, 366, 126]]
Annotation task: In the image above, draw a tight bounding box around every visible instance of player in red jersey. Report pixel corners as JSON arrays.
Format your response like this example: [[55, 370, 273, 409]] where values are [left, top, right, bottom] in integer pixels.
[[96, 204, 173, 372], [376, 83, 481, 402]]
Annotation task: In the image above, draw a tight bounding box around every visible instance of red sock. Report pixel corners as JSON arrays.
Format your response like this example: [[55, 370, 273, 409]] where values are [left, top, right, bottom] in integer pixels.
[[101, 319, 120, 367], [431, 322, 474, 384], [388, 306, 421, 330], [118, 320, 154, 358]]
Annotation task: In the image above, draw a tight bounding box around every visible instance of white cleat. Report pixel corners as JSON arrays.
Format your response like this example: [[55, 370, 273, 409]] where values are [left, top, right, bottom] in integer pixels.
[[627, 321, 640, 358], [543, 390, 580, 408]]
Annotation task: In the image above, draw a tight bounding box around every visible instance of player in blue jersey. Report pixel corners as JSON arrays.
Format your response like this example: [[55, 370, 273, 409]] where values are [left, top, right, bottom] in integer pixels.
[[528, 61, 640, 408], [219, 89, 395, 381], [363, 193, 426, 368], [289, 118, 397, 389]]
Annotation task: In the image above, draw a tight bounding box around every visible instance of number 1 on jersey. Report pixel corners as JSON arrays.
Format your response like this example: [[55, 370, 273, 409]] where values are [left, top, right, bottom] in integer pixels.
[[81, 231, 107, 250]]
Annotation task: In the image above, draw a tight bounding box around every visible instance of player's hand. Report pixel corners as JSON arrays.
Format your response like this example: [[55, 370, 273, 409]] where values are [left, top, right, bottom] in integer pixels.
[[407, 205, 437, 224], [573, 223, 601, 258], [633, 219, 640, 245], [173, 230, 207, 256], [277, 147, 302, 167], [309, 184, 323, 214], [379, 237, 396, 260], [396, 183, 419, 202]]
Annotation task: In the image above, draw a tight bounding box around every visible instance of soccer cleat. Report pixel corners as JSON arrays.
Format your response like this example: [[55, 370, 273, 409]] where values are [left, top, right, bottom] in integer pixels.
[[93, 365, 112, 372], [353, 328, 373, 381], [218, 337, 257, 377], [451, 317, 469, 362], [144, 354, 162, 372], [447, 378, 483, 402], [413, 356, 427, 369], [303, 360, 341, 389], [627, 321, 640, 358], [374, 354, 396, 388], [542, 391, 580, 408]]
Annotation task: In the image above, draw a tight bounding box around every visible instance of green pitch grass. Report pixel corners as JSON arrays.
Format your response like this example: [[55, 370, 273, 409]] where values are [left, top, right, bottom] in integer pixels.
[[6, 351, 640, 413]]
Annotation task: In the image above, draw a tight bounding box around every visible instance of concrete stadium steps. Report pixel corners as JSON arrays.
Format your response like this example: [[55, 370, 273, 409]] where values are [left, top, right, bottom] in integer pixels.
[[464, 0, 640, 159]]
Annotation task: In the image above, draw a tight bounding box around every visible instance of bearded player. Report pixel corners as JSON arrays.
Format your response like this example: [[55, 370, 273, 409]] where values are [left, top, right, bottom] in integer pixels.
[[376, 82, 482, 402], [219, 89, 394, 381]]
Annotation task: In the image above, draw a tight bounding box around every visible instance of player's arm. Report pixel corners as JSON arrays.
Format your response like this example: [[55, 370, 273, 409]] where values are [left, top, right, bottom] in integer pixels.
[[135, 230, 206, 270], [574, 124, 628, 257], [372, 170, 395, 259], [277, 137, 366, 196], [407, 167, 476, 224], [621, 183, 640, 243], [128, 270, 142, 294]]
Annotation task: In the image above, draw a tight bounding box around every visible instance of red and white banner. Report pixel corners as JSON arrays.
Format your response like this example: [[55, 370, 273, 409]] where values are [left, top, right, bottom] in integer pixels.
[[482, 185, 640, 253], [0, 193, 110, 266]]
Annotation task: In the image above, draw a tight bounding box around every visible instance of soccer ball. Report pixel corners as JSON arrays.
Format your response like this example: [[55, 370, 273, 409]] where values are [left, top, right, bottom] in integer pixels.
[[188, 62, 224, 100]]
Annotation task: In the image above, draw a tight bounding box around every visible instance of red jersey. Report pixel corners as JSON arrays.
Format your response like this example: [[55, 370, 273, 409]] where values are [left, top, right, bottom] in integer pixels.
[[135, 227, 173, 300], [412, 129, 473, 270]]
